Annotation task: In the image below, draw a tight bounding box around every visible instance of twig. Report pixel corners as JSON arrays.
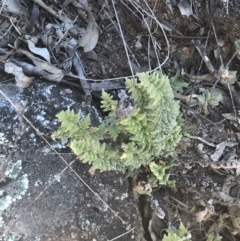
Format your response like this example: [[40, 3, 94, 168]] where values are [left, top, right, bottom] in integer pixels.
[[32, 0, 72, 24], [111, 0, 134, 76], [226, 0, 229, 15], [168, 195, 190, 210], [108, 228, 135, 241], [27, 159, 76, 208], [190, 136, 216, 148], [129, 0, 170, 68], [51, 15, 79, 50], [0, 0, 7, 14], [9, 17, 21, 35], [225, 51, 238, 69], [156, 34, 213, 39], [188, 27, 211, 107], [26, 2, 39, 33], [66, 41, 92, 102], [211, 18, 238, 123], [211, 20, 224, 67], [192, 40, 216, 77], [227, 84, 239, 124], [119, 0, 160, 71], [180, 102, 224, 131], [102, 4, 141, 69]]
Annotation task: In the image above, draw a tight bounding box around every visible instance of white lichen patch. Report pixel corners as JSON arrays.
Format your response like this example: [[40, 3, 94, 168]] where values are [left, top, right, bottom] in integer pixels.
[[42, 85, 53, 99], [80, 102, 103, 125], [2, 232, 22, 241], [5, 160, 23, 179], [0, 160, 29, 229], [34, 180, 43, 187], [0, 133, 12, 146], [51, 142, 66, 149]]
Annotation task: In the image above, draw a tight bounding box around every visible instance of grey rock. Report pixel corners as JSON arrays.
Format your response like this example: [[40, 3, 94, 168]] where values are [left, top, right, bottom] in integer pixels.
[[0, 81, 144, 241]]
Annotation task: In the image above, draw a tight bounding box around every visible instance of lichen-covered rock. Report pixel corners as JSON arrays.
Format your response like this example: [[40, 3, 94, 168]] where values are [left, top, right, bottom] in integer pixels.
[[0, 80, 143, 241]]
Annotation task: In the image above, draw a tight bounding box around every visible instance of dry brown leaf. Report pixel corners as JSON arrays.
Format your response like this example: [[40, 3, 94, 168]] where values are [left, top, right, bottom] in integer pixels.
[[216, 191, 239, 204], [194, 207, 209, 223], [4, 62, 33, 88], [71, 0, 89, 10], [183, 72, 215, 83], [177, 0, 193, 17], [210, 141, 237, 162], [79, 14, 99, 52], [3, 0, 29, 17], [88, 166, 96, 176], [18, 49, 64, 83], [26, 40, 50, 62]]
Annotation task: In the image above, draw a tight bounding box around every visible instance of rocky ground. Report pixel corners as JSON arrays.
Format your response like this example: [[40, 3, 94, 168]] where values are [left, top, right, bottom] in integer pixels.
[[1, 0, 240, 240]]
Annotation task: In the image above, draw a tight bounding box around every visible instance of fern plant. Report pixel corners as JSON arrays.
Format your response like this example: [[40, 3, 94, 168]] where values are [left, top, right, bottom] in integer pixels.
[[53, 71, 182, 172], [163, 222, 192, 241], [198, 90, 221, 114], [149, 160, 175, 187], [169, 70, 189, 93]]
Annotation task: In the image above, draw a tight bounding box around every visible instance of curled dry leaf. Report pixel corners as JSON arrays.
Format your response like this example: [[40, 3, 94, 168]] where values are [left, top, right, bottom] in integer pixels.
[[71, 0, 89, 10], [183, 72, 215, 83], [164, 0, 174, 13], [174, 92, 198, 107], [216, 191, 239, 204], [133, 181, 152, 196], [4, 62, 33, 88], [195, 207, 210, 223], [78, 14, 99, 52], [71, 0, 98, 52], [234, 39, 240, 59], [222, 113, 240, 122], [88, 166, 96, 176], [26, 40, 50, 62], [3, 0, 29, 17], [210, 141, 237, 162], [19, 49, 64, 83], [229, 205, 240, 231], [177, 0, 193, 17]]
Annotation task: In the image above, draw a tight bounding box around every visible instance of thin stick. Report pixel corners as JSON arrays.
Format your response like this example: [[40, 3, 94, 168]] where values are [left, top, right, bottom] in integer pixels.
[[211, 20, 224, 67], [190, 136, 216, 148], [226, 0, 229, 15], [0, 0, 7, 14], [211, 18, 238, 124], [32, 0, 69, 23], [111, 0, 134, 76], [130, 0, 170, 67], [100, 5, 141, 69], [227, 84, 239, 124], [108, 228, 135, 241], [225, 51, 238, 69], [9, 17, 21, 35]]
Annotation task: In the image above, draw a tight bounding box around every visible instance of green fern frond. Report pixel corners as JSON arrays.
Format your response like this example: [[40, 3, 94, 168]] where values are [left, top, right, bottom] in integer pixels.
[[149, 160, 175, 186], [53, 71, 183, 175], [198, 90, 221, 114], [100, 90, 118, 116], [163, 222, 192, 241]]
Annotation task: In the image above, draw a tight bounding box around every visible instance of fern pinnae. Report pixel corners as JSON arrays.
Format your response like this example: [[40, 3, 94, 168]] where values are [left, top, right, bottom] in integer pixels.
[[53, 71, 183, 174]]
